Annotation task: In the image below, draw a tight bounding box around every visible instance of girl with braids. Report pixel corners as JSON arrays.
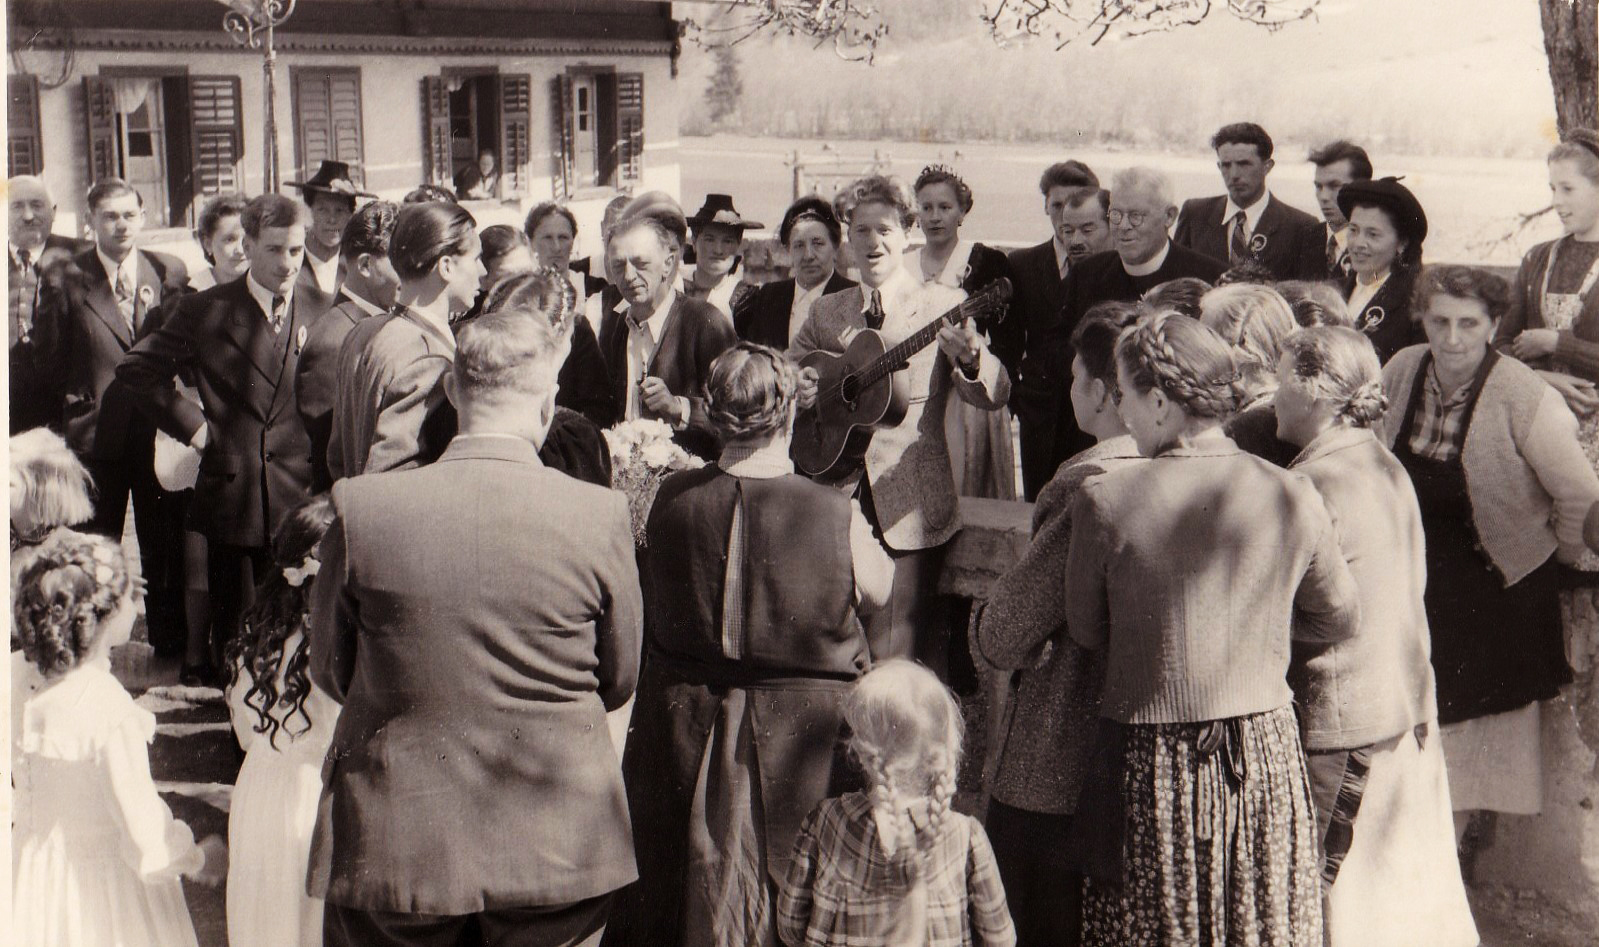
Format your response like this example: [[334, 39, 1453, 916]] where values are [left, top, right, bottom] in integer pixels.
[[11, 530, 224, 947], [1063, 311, 1360, 946], [776, 660, 1015, 947], [223, 494, 339, 947], [1272, 327, 1477, 947]]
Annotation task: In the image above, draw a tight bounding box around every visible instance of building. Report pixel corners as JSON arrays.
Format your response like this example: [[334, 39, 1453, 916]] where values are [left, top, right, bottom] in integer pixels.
[[7, 0, 686, 245]]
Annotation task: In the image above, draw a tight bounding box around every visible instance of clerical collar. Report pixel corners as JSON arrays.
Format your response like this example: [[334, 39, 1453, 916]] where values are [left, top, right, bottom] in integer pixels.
[[1121, 240, 1171, 278]]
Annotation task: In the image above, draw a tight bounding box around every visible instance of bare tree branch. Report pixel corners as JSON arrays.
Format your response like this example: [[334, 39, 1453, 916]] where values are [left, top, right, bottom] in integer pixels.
[[681, 0, 889, 62]]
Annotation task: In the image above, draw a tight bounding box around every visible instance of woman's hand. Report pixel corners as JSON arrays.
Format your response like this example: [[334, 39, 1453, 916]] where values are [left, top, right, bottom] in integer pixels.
[[191, 834, 229, 887], [936, 319, 982, 375], [1540, 369, 1599, 417], [1513, 329, 1560, 361]]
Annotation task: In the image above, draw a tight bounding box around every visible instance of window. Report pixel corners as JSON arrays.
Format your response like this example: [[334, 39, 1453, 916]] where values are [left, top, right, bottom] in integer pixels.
[[8, 74, 43, 176], [550, 71, 644, 200], [83, 74, 243, 227], [420, 72, 531, 199], [292, 68, 365, 184]]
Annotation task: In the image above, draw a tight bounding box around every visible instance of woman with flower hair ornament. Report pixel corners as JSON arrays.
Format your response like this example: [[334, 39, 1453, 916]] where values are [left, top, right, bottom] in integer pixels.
[[223, 494, 340, 947], [606, 342, 893, 947]]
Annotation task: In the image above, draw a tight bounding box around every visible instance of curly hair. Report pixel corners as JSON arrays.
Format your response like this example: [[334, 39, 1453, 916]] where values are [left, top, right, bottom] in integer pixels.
[[1199, 283, 1297, 399], [705, 343, 798, 442], [1411, 265, 1513, 324], [12, 529, 134, 677], [195, 192, 249, 264], [913, 164, 974, 214], [834, 175, 916, 230], [1117, 311, 1247, 420], [845, 660, 963, 869], [225, 495, 335, 749], [1281, 326, 1388, 428]]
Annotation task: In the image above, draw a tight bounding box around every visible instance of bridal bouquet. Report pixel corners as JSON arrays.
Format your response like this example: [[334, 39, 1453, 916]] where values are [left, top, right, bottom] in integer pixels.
[[604, 418, 704, 546]]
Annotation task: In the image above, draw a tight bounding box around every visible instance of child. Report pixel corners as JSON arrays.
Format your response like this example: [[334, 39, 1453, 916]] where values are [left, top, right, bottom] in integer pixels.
[[9, 427, 95, 549], [223, 494, 340, 947], [776, 660, 1016, 947], [11, 529, 224, 947]]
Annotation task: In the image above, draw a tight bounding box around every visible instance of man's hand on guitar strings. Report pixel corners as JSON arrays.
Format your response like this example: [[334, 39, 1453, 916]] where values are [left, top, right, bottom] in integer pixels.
[[797, 366, 820, 410]]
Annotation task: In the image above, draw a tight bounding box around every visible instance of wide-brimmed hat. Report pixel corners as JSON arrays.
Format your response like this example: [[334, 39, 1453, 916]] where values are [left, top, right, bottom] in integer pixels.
[[687, 194, 763, 232], [1337, 176, 1427, 246], [286, 160, 375, 200]]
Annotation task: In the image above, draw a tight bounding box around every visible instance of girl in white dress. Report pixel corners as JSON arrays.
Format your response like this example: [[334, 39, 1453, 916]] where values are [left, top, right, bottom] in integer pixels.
[[224, 495, 341, 947], [11, 529, 224, 947]]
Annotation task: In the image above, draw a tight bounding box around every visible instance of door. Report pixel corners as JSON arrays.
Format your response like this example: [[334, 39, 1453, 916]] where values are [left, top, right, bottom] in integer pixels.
[[119, 81, 170, 226], [571, 74, 599, 189]]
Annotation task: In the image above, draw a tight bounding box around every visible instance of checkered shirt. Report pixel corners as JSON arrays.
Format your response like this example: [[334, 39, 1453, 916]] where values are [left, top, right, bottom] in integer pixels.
[[1407, 364, 1475, 463]]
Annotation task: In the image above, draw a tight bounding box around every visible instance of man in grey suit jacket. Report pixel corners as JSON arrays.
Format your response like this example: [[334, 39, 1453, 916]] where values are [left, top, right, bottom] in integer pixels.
[[309, 301, 643, 947]]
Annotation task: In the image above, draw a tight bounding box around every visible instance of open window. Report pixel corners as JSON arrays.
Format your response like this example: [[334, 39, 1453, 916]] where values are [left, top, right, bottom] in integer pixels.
[[83, 73, 243, 227], [420, 70, 531, 200], [550, 70, 644, 200]]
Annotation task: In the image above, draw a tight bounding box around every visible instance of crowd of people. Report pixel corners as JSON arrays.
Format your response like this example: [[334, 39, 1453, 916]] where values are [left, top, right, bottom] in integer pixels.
[[10, 120, 1599, 947]]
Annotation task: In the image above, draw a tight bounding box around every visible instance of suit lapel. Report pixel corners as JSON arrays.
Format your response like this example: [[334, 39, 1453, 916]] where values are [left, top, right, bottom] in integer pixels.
[[218, 278, 291, 391], [266, 294, 313, 421], [77, 250, 132, 347], [648, 295, 685, 378], [132, 252, 163, 338]]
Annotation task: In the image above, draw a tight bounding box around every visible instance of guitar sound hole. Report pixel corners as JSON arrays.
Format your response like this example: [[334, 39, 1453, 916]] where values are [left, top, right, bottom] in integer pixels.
[[840, 373, 860, 407]]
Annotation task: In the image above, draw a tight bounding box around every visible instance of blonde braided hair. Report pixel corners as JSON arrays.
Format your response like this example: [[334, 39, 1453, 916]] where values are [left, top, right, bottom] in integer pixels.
[[1280, 326, 1390, 428], [1116, 310, 1247, 420]]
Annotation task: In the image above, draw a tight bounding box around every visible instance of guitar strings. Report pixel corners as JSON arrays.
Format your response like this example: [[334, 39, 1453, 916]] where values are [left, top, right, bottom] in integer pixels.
[[812, 292, 994, 404]]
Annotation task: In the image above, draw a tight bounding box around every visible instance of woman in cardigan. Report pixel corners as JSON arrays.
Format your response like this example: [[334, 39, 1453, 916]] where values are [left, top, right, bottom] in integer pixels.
[[1339, 177, 1427, 364], [974, 300, 1144, 947], [1273, 326, 1477, 947], [1064, 311, 1360, 947], [905, 164, 1019, 499], [606, 343, 893, 947], [1378, 265, 1599, 838], [1200, 281, 1299, 467], [731, 196, 856, 350]]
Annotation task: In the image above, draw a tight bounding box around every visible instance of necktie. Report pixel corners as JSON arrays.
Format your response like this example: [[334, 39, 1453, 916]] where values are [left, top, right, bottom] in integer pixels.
[[269, 295, 287, 334], [1328, 232, 1351, 276], [1229, 210, 1250, 264], [14, 248, 34, 345], [115, 267, 136, 331], [864, 289, 885, 330], [17, 247, 32, 272]]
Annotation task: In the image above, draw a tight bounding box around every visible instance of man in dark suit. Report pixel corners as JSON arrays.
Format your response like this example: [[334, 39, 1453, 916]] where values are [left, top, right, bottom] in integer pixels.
[[295, 200, 400, 492], [34, 178, 189, 653], [732, 195, 856, 350], [1005, 161, 1111, 499], [9, 175, 82, 433], [598, 213, 737, 459], [309, 305, 642, 947], [1292, 140, 1374, 282], [117, 193, 326, 657], [1173, 122, 1321, 280]]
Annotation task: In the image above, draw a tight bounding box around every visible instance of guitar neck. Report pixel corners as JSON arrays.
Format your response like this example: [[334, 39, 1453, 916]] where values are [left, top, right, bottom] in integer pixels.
[[857, 298, 972, 389]]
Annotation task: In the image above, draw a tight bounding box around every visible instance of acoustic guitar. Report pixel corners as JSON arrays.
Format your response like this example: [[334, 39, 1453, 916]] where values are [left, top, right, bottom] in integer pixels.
[[790, 278, 1012, 481]]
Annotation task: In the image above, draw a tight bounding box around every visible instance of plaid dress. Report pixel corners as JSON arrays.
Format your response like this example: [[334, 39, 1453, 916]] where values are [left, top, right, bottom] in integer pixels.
[[775, 792, 1016, 947]]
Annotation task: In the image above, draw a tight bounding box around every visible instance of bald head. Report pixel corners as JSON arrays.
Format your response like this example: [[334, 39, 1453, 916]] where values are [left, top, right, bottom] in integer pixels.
[[9, 176, 56, 252]]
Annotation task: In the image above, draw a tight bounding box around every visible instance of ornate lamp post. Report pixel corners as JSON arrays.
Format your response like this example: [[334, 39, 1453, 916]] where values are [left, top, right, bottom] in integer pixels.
[[217, 0, 299, 192]]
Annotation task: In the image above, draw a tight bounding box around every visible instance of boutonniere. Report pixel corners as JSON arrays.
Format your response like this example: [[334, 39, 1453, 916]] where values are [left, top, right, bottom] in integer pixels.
[[296, 326, 308, 350], [1249, 233, 1269, 255], [1361, 306, 1386, 333], [137, 285, 156, 309]]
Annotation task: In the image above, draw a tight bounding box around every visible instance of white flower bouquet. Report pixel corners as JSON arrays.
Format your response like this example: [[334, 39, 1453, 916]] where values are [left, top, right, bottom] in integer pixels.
[[603, 418, 705, 546]]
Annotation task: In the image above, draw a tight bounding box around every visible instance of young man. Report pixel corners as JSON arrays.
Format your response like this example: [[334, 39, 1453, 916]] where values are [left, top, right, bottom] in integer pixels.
[[1004, 160, 1111, 498], [296, 200, 401, 491], [1173, 122, 1321, 279], [34, 178, 189, 653], [1294, 140, 1375, 281], [9, 174, 83, 432], [288, 160, 374, 298], [116, 194, 321, 658]]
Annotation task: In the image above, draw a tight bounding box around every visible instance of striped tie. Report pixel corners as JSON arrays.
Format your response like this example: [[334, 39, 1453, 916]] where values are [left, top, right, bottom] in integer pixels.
[[1229, 210, 1250, 264]]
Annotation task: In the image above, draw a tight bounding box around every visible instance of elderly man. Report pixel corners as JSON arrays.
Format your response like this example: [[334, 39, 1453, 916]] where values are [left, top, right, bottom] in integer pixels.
[[309, 295, 642, 947], [1005, 161, 1111, 498], [9, 175, 81, 432], [1174, 122, 1321, 279], [1294, 140, 1374, 281]]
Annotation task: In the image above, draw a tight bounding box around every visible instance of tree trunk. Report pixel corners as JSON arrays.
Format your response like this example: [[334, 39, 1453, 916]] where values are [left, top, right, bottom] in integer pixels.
[[1540, 0, 1599, 135]]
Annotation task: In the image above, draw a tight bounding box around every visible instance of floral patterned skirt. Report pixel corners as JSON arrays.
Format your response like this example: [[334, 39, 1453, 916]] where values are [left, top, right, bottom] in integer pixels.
[[1081, 706, 1323, 947]]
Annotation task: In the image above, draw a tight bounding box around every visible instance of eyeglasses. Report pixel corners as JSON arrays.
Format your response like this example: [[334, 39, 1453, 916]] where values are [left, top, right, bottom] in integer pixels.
[[1107, 210, 1149, 228]]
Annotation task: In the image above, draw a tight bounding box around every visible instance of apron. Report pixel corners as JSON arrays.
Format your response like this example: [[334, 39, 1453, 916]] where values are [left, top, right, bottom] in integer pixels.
[[1390, 351, 1571, 725], [1539, 237, 1599, 571]]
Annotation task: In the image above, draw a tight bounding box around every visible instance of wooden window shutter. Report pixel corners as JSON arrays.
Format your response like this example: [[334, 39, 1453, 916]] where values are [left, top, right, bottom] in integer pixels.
[[422, 76, 452, 188], [550, 74, 573, 201], [294, 70, 365, 183], [498, 74, 531, 196], [616, 73, 644, 187], [82, 75, 119, 184], [188, 76, 244, 197], [8, 75, 43, 176]]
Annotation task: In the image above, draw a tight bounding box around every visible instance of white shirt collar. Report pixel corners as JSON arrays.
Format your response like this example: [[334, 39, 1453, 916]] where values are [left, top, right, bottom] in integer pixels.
[[861, 266, 918, 314], [907, 240, 974, 289], [792, 279, 827, 313], [1330, 225, 1350, 252], [304, 248, 340, 295], [11, 239, 46, 266], [344, 289, 387, 318], [1121, 240, 1171, 278], [246, 273, 293, 322], [1222, 191, 1271, 235], [627, 293, 674, 343], [96, 246, 135, 292], [1346, 269, 1390, 317]]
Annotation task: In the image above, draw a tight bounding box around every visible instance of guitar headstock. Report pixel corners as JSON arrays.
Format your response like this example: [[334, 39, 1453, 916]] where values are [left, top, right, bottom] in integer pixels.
[[961, 276, 1013, 327]]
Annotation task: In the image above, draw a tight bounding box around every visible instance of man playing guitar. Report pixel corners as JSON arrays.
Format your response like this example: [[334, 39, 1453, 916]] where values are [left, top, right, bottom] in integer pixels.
[[789, 175, 1011, 676]]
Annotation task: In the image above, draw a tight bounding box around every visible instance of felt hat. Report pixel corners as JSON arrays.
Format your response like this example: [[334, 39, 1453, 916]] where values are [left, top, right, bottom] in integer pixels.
[[286, 160, 375, 200], [1337, 176, 1427, 247], [686, 193, 763, 232], [620, 191, 689, 247]]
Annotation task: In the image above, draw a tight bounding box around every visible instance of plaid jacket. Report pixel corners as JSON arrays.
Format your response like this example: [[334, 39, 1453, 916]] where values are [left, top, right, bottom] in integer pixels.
[[775, 792, 1015, 947]]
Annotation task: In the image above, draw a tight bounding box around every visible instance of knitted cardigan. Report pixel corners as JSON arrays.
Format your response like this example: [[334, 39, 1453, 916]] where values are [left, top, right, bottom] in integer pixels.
[[1493, 237, 1599, 380], [1378, 344, 1599, 585]]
